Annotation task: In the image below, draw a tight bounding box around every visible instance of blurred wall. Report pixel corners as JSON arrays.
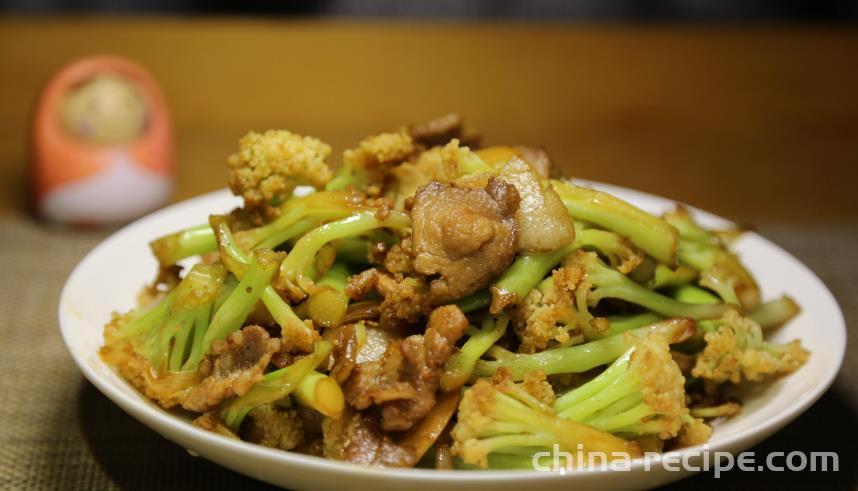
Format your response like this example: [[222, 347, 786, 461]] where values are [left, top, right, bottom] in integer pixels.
[[2, 18, 856, 222]]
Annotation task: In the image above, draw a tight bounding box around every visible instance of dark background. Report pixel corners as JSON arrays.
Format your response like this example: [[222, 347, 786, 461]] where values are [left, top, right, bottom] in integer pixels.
[[3, 0, 858, 20]]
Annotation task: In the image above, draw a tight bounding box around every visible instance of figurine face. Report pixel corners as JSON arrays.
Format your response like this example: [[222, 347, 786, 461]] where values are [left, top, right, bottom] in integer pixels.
[[60, 73, 148, 144]]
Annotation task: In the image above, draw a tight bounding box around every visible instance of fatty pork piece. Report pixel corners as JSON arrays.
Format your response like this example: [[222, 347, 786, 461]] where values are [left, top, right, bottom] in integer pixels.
[[499, 156, 574, 253], [517, 146, 552, 178], [343, 305, 468, 431], [411, 178, 520, 304], [182, 325, 281, 412]]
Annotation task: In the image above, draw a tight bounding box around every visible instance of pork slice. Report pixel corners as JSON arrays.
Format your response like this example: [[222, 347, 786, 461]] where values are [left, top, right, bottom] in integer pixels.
[[411, 178, 519, 304], [182, 325, 280, 412], [343, 305, 468, 431]]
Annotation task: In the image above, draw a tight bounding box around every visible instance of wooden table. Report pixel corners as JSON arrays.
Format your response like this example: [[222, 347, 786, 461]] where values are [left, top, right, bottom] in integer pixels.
[[0, 17, 855, 490], [1, 18, 857, 223]]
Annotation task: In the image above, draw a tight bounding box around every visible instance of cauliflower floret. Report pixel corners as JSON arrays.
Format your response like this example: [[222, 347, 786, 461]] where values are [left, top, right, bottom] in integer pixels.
[[630, 332, 688, 440], [519, 370, 557, 406], [692, 310, 809, 384], [241, 404, 304, 450], [100, 311, 199, 408], [227, 130, 333, 215], [512, 268, 579, 353], [100, 262, 227, 410], [452, 369, 639, 469], [672, 415, 712, 448], [511, 264, 606, 353], [552, 331, 689, 441], [342, 129, 415, 195], [344, 130, 415, 172], [390, 139, 476, 207]]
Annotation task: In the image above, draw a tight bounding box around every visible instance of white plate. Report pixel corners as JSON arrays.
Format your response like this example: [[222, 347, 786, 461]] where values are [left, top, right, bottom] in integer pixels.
[[59, 182, 846, 491]]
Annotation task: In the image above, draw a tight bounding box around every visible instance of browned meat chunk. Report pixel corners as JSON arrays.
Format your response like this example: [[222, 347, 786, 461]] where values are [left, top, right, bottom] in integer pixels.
[[343, 305, 468, 431], [409, 113, 462, 147], [345, 267, 379, 300], [346, 268, 430, 331], [344, 336, 415, 411], [408, 113, 480, 148], [182, 325, 281, 412], [380, 306, 468, 429], [411, 178, 519, 304], [323, 409, 417, 467]]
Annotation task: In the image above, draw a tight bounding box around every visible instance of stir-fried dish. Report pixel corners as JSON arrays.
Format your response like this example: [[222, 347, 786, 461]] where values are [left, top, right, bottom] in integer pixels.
[[101, 114, 808, 469]]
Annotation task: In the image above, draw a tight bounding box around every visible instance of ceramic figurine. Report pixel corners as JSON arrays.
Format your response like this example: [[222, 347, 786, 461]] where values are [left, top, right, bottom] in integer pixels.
[[32, 55, 173, 224]]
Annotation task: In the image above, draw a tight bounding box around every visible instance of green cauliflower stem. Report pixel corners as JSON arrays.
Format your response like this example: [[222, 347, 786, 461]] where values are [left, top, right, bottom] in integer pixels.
[[150, 189, 369, 267], [567, 251, 735, 323], [474, 317, 695, 380], [221, 340, 333, 431], [664, 206, 760, 310], [451, 371, 641, 469], [274, 210, 411, 301], [553, 180, 678, 266], [101, 262, 227, 407], [441, 315, 509, 391], [554, 333, 688, 439], [210, 216, 317, 353], [183, 249, 283, 370]]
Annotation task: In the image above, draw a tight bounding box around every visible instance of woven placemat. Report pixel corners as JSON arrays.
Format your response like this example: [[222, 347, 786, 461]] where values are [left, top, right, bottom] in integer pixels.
[[0, 216, 854, 490]]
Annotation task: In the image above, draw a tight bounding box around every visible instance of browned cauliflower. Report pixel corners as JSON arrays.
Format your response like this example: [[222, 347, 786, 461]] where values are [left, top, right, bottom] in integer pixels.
[[390, 139, 480, 208], [328, 129, 415, 195], [692, 310, 809, 384], [344, 130, 414, 174], [240, 404, 304, 450], [672, 414, 712, 448], [451, 370, 640, 469], [553, 331, 690, 440], [227, 130, 333, 216], [510, 265, 588, 353]]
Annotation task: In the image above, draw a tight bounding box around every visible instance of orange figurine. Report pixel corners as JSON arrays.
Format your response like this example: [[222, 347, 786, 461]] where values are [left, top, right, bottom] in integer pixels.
[[32, 55, 173, 225]]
